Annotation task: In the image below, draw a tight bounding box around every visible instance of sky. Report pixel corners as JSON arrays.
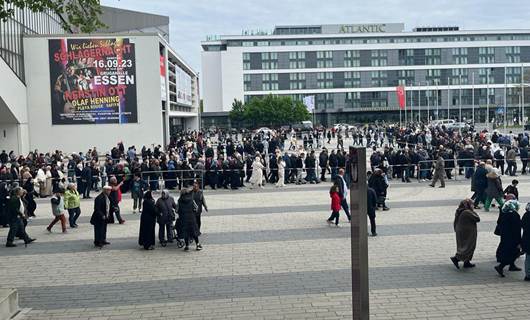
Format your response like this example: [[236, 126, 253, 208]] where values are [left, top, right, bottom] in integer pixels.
[[101, 0, 530, 73]]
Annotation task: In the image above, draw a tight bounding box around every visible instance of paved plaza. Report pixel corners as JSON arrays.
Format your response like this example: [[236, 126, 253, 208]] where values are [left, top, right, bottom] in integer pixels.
[[1, 176, 530, 320]]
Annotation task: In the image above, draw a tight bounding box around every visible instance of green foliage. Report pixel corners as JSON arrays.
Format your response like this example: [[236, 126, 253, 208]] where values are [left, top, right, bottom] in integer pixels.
[[229, 95, 311, 128], [1, 0, 105, 33]]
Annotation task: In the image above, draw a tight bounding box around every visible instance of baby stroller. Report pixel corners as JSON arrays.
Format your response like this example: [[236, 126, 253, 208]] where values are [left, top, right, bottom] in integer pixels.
[[173, 217, 185, 248]]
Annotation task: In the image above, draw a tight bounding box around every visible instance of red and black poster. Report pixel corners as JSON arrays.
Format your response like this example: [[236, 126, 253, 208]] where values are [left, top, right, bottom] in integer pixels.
[[48, 38, 138, 125]]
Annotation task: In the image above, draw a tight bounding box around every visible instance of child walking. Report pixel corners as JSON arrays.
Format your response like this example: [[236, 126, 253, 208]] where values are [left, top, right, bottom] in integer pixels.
[[327, 183, 342, 226], [47, 188, 67, 233]]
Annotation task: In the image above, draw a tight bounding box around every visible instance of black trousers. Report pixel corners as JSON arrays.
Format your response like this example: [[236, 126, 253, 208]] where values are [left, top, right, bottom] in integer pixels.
[[93, 223, 107, 246], [196, 213, 202, 233], [159, 222, 173, 243], [327, 211, 339, 225], [368, 214, 376, 235]]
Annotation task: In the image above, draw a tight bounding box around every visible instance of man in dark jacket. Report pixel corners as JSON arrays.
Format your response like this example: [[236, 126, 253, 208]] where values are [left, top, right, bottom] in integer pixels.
[[368, 169, 389, 211], [90, 186, 111, 248], [472, 162, 489, 209], [81, 163, 93, 199], [156, 190, 177, 246], [192, 180, 208, 234], [6, 187, 35, 247], [367, 186, 378, 236], [334, 169, 351, 221]]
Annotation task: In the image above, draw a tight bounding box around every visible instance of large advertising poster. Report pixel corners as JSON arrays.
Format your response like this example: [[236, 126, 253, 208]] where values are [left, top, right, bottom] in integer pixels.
[[176, 66, 192, 106], [48, 38, 138, 125]]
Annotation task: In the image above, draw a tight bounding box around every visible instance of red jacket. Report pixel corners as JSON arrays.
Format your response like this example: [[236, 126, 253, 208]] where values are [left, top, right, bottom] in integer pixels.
[[330, 191, 341, 212]]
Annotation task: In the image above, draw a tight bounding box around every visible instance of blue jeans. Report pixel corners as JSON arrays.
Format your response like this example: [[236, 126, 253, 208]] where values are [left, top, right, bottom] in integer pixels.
[[68, 207, 81, 227], [331, 167, 338, 180]]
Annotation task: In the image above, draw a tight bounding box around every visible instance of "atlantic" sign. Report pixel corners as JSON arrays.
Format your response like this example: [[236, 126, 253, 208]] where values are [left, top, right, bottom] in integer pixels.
[[340, 24, 386, 33]]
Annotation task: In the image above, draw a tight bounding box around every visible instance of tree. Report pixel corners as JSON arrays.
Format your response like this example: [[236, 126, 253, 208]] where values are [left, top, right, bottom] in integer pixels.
[[1, 0, 105, 33], [229, 95, 310, 128], [229, 99, 245, 126]]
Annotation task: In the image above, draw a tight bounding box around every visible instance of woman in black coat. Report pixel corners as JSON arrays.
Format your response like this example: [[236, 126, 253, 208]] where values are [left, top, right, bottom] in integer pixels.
[[178, 188, 202, 251], [138, 190, 158, 250], [23, 177, 37, 218], [494, 200, 522, 277]]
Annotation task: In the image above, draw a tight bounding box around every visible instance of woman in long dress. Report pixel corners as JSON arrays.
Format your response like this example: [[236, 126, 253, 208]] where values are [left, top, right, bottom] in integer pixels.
[[450, 199, 480, 269], [178, 188, 202, 251], [138, 191, 158, 250], [249, 156, 265, 189], [494, 199, 522, 277]]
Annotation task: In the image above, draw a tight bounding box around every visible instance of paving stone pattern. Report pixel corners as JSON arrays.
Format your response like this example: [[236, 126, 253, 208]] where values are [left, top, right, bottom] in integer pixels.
[[1, 175, 530, 319]]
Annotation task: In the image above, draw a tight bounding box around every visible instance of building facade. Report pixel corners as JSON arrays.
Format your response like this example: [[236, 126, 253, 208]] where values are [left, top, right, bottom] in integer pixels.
[[201, 23, 530, 127], [0, 6, 198, 154]]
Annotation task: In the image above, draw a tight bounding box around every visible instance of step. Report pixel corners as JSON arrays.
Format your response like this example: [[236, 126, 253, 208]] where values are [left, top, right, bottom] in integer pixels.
[[0, 289, 18, 320]]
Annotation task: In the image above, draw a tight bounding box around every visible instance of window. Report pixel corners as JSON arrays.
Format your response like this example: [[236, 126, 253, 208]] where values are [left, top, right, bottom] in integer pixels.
[[243, 52, 250, 70], [452, 48, 468, 64], [425, 48, 441, 65], [345, 92, 360, 108], [450, 68, 468, 85], [371, 71, 388, 87], [506, 46, 521, 63], [478, 68, 495, 84], [397, 70, 414, 86], [261, 52, 278, 69], [243, 74, 251, 91], [344, 71, 361, 88], [478, 47, 495, 64], [262, 73, 279, 91], [289, 51, 306, 69], [317, 72, 333, 89], [317, 50, 333, 68], [426, 69, 441, 85], [506, 66, 522, 84], [289, 73, 306, 90], [344, 50, 360, 67], [316, 93, 334, 109], [398, 49, 414, 66], [371, 50, 387, 67]]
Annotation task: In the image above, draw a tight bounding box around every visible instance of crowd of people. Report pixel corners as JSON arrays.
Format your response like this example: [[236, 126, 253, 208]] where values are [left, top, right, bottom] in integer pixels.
[[2, 123, 530, 281]]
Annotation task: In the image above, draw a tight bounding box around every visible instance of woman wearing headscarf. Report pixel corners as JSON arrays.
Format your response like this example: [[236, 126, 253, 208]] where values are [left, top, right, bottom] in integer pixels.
[[138, 190, 158, 250], [450, 199, 480, 269], [494, 199, 522, 277], [178, 188, 202, 251], [521, 203, 530, 281]]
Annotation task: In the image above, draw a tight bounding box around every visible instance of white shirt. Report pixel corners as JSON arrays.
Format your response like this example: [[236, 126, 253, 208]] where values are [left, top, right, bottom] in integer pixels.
[[339, 175, 349, 198]]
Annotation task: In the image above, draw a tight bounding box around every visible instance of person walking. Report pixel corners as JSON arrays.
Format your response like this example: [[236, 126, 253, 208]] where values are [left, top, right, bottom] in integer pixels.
[[5, 187, 35, 247], [472, 162, 488, 209], [192, 180, 208, 235], [521, 203, 530, 281], [429, 153, 446, 188], [139, 190, 158, 250], [156, 189, 177, 246], [64, 183, 81, 228], [90, 186, 112, 248], [47, 188, 67, 233], [368, 169, 389, 211], [249, 156, 264, 189], [367, 185, 378, 236], [178, 188, 202, 251], [494, 200, 522, 277], [326, 183, 342, 226], [334, 168, 351, 222], [484, 169, 504, 212], [107, 177, 125, 224], [450, 199, 480, 269]]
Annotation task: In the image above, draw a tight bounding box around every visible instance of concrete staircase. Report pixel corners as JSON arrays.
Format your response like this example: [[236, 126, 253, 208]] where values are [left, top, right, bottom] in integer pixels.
[[0, 289, 19, 320]]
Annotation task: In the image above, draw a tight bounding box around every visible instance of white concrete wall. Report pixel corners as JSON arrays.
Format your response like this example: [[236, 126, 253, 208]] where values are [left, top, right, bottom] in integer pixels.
[[0, 54, 29, 154], [201, 51, 224, 112], [220, 48, 244, 112], [23, 35, 164, 154]]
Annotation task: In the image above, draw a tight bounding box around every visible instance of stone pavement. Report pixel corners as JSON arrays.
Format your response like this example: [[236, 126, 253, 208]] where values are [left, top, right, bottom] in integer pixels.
[[1, 175, 530, 319]]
